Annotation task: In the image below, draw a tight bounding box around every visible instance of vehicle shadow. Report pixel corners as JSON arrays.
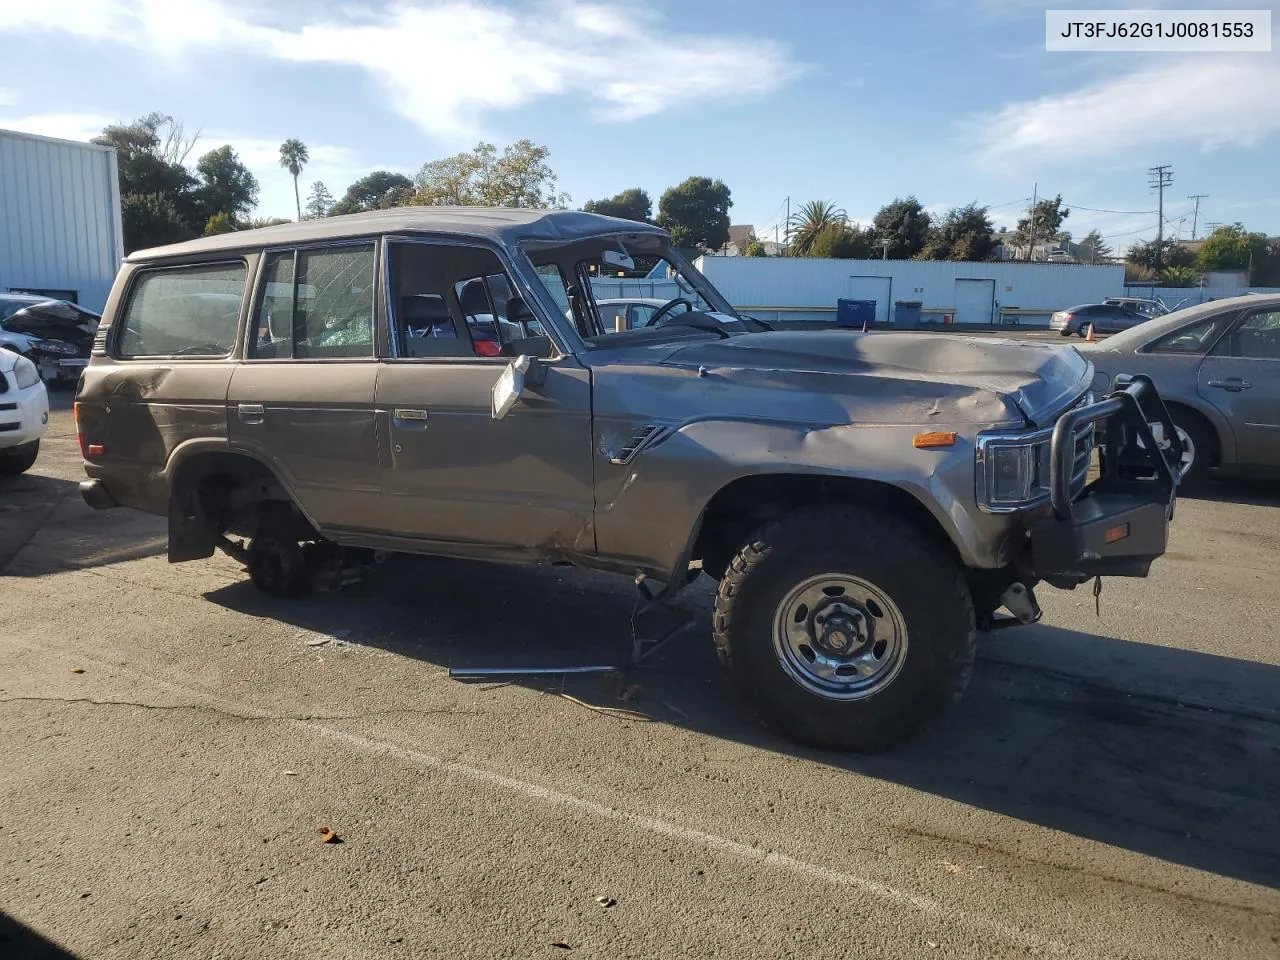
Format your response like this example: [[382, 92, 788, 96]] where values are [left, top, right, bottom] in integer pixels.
[[1184, 474, 1280, 507], [0, 912, 81, 959], [203, 553, 1280, 890], [0, 474, 166, 576]]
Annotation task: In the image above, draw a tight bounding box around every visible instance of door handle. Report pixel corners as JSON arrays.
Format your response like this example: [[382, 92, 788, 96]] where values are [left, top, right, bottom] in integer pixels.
[[393, 408, 429, 428], [237, 402, 265, 423], [1207, 379, 1251, 392]]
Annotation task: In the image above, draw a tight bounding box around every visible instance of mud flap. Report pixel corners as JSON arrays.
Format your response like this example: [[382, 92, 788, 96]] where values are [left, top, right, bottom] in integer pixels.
[[168, 488, 216, 563]]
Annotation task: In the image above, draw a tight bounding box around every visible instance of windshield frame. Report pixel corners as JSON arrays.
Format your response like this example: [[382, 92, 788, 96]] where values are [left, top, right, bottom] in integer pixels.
[[516, 232, 741, 353]]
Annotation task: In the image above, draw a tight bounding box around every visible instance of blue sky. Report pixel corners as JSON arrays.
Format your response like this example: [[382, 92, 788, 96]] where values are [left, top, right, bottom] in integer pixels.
[[1, 0, 1277, 251]]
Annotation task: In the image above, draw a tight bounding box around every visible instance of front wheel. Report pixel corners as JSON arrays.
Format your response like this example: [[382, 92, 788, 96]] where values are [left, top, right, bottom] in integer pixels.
[[0, 440, 39, 476], [712, 505, 975, 752]]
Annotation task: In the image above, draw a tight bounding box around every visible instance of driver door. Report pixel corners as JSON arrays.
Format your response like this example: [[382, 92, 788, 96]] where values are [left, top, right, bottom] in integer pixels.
[[374, 239, 596, 555]]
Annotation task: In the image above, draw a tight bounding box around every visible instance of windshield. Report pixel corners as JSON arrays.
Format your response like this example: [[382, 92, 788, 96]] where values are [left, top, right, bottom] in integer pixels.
[[523, 233, 744, 345]]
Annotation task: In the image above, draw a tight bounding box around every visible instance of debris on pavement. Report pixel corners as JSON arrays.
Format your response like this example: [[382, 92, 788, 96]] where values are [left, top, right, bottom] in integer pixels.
[[550, 943, 572, 950], [317, 826, 341, 844], [594, 896, 616, 908], [283, 770, 298, 776], [70, 668, 85, 674]]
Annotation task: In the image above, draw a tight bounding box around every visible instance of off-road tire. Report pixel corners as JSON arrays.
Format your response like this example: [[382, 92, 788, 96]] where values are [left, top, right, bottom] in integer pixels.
[[712, 505, 975, 752], [0, 441, 39, 477], [246, 506, 311, 597]]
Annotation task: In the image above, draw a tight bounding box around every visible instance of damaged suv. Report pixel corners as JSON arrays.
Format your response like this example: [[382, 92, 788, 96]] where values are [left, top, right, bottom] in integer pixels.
[[76, 208, 1181, 751]]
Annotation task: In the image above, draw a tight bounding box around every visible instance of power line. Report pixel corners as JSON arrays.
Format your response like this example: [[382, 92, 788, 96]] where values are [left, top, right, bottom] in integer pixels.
[[1062, 202, 1157, 215]]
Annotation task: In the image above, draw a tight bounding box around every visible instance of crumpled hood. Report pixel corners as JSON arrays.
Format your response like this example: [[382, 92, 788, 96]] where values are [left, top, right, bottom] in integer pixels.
[[658, 331, 1091, 425], [2, 301, 100, 348]]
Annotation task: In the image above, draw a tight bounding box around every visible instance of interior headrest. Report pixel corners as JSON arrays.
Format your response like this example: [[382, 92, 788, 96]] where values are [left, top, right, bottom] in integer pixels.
[[401, 295, 451, 325], [458, 280, 491, 315]]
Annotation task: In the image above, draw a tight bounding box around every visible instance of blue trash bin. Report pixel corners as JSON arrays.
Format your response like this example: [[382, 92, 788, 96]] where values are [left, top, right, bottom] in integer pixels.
[[836, 299, 876, 329], [893, 300, 923, 328]]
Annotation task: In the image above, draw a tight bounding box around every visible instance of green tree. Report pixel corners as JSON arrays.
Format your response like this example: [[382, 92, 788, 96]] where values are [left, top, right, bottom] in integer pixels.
[[414, 140, 569, 208], [787, 200, 847, 256], [657, 176, 732, 252], [1128, 238, 1194, 272], [919, 204, 995, 261], [120, 192, 195, 251], [583, 188, 653, 223], [1079, 229, 1113, 263], [202, 211, 236, 236], [806, 222, 875, 259], [1011, 195, 1069, 259], [304, 181, 334, 219], [740, 231, 768, 257], [194, 145, 259, 224], [331, 171, 415, 215], [1195, 223, 1268, 273], [94, 114, 202, 250], [278, 139, 310, 220], [872, 196, 931, 259], [1160, 265, 1202, 286]]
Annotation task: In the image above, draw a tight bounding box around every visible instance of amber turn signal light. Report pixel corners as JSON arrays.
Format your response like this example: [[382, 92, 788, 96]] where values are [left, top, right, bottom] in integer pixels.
[[1104, 523, 1130, 544], [912, 431, 957, 449]]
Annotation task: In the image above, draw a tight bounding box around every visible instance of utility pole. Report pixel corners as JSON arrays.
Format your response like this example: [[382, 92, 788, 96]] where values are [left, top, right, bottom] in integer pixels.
[[1205, 221, 1223, 234], [783, 196, 791, 252], [1148, 164, 1174, 272], [1027, 182, 1038, 261], [1187, 193, 1208, 240]]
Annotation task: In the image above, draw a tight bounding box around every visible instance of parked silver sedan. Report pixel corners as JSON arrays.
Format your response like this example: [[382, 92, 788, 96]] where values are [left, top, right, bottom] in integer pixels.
[[1081, 293, 1280, 483]]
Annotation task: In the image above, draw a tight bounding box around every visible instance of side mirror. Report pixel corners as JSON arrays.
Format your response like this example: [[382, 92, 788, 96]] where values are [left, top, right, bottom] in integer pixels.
[[491, 354, 532, 420]]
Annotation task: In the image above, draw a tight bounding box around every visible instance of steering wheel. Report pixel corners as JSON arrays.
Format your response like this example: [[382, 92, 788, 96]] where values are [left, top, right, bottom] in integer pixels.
[[644, 298, 695, 328]]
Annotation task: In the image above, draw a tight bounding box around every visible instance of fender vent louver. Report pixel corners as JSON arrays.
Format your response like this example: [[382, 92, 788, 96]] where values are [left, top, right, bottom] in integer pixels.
[[92, 325, 109, 355], [611, 424, 670, 465]]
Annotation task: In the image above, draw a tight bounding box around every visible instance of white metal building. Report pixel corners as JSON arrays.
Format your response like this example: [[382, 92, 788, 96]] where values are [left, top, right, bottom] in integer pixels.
[[693, 256, 1128, 326], [0, 129, 124, 313]]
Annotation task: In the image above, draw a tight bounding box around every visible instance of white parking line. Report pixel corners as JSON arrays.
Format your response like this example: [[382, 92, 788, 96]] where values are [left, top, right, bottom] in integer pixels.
[[10, 638, 1081, 957]]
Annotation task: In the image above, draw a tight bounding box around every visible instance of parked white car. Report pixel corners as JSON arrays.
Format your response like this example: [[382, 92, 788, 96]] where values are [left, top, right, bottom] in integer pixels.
[[0, 349, 50, 475]]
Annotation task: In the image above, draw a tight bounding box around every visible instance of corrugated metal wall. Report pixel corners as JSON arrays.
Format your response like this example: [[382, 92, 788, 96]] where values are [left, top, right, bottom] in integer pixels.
[[694, 256, 1128, 326], [0, 129, 124, 312]]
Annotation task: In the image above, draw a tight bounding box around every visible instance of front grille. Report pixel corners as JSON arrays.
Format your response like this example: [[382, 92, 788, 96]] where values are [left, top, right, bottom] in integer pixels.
[[0, 403, 15, 411], [0, 422, 18, 432]]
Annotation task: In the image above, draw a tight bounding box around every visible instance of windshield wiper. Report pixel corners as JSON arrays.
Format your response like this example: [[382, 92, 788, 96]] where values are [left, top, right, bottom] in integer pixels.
[[659, 314, 732, 339]]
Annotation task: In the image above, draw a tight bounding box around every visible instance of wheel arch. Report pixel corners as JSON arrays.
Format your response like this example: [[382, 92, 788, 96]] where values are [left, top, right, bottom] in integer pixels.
[[687, 472, 964, 581]]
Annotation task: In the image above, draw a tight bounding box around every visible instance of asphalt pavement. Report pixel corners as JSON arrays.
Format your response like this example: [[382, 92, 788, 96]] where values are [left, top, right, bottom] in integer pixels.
[[1, 388, 1278, 959]]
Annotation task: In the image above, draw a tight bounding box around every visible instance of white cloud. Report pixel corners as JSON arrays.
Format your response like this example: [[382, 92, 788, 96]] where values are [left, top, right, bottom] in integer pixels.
[[973, 56, 1280, 162], [0, 0, 802, 138], [0, 112, 115, 143]]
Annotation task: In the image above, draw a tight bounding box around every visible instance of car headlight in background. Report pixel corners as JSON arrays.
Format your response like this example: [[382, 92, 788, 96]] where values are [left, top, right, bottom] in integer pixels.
[[12, 354, 41, 390], [33, 338, 77, 356]]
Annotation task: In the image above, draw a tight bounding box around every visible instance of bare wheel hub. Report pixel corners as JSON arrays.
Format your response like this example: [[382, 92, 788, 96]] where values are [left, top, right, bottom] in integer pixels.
[[772, 574, 909, 701], [814, 604, 871, 655]]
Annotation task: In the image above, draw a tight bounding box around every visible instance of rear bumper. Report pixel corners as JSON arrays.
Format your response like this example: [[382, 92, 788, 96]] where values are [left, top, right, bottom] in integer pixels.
[[79, 478, 119, 510], [1027, 375, 1179, 586]]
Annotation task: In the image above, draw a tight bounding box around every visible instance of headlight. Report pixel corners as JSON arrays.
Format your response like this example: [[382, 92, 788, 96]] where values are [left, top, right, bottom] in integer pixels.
[[976, 393, 1097, 512], [977, 436, 1052, 511], [12, 354, 41, 390], [34, 338, 77, 356]]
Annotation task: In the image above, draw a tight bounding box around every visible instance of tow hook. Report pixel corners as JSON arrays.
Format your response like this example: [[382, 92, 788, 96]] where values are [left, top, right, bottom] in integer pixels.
[[999, 582, 1042, 625]]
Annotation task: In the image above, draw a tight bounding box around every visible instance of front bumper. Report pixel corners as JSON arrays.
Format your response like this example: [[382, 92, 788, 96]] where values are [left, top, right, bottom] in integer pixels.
[[1027, 375, 1179, 587], [0, 381, 50, 450]]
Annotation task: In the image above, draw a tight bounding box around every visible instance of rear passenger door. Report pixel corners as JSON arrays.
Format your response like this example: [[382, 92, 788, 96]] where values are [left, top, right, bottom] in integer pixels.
[[227, 241, 383, 533]]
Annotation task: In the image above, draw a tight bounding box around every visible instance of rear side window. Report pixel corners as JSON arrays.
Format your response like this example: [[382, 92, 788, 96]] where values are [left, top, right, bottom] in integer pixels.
[[249, 244, 376, 360], [117, 263, 246, 358], [1147, 315, 1234, 355]]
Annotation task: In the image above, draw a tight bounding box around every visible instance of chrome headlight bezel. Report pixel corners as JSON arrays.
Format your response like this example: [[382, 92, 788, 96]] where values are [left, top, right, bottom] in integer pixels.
[[975, 392, 1095, 513]]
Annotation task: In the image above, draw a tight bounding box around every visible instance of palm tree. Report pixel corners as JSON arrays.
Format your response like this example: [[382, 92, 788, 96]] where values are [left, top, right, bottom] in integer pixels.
[[787, 200, 847, 256], [278, 139, 310, 220]]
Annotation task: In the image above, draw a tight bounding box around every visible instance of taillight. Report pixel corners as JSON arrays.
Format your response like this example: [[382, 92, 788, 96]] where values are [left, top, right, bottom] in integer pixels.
[[475, 340, 502, 358], [74, 402, 88, 458]]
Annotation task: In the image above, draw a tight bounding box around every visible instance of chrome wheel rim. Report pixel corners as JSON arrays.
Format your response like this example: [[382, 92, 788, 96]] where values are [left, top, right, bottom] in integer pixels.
[[772, 574, 908, 701], [1148, 422, 1196, 478]]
